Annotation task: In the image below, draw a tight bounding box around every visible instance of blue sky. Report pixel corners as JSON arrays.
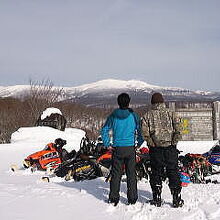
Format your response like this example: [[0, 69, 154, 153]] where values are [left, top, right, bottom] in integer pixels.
[[0, 0, 220, 91]]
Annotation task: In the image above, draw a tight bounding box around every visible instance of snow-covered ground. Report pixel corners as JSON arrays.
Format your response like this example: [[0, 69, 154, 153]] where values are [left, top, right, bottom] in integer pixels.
[[177, 140, 219, 155], [0, 127, 220, 220]]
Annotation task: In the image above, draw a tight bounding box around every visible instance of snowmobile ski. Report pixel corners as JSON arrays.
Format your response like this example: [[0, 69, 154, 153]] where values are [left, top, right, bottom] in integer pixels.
[[10, 164, 19, 172], [41, 176, 50, 182], [41, 171, 57, 182], [10, 163, 37, 173], [205, 179, 220, 184]]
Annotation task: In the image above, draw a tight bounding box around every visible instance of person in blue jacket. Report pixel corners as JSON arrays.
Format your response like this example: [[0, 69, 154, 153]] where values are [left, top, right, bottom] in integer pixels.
[[101, 93, 144, 206]]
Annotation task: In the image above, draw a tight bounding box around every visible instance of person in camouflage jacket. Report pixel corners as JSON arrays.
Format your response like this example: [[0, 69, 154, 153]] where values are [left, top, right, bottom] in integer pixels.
[[142, 92, 184, 208]]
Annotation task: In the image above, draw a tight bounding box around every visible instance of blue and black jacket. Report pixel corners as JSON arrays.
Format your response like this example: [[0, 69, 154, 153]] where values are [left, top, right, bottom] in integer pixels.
[[101, 108, 144, 148]]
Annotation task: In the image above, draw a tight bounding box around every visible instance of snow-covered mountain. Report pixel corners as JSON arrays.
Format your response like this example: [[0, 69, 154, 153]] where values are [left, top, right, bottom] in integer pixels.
[[63, 79, 220, 107], [1, 79, 220, 107]]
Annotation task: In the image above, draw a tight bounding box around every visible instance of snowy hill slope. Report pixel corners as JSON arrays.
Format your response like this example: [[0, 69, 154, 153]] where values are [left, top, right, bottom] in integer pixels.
[[0, 85, 30, 98], [0, 127, 220, 220]]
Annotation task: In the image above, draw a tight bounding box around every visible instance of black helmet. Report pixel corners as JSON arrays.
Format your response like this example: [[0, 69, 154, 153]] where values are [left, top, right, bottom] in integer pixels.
[[55, 138, 67, 148]]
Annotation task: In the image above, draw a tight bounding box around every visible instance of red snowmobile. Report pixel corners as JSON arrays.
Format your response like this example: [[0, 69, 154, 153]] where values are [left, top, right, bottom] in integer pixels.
[[23, 138, 71, 170]]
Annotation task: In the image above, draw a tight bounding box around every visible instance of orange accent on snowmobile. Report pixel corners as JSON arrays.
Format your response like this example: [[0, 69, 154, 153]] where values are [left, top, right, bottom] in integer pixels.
[[185, 153, 211, 168], [24, 143, 62, 170], [97, 151, 112, 163]]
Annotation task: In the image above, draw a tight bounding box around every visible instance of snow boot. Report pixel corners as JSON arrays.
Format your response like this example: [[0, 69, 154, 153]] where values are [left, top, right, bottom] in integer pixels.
[[150, 186, 162, 207], [171, 187, 184, 208], [127, 199, 137, 205], [107, 198, 119, 207]]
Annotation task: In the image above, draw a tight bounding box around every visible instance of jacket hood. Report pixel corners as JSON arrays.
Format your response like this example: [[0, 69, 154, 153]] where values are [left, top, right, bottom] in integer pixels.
[[112, 108, 132, 119]]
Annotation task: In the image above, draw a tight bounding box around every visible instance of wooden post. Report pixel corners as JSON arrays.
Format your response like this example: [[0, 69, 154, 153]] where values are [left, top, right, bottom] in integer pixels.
[[213, 101, 220, 140]]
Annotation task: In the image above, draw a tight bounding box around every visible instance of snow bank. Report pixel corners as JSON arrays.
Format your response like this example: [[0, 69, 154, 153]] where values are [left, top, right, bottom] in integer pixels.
[[40, 107, 62, 120], [0, 126, 85, 173], [11, 126, 85, 152], [177, 140, 219, 155]]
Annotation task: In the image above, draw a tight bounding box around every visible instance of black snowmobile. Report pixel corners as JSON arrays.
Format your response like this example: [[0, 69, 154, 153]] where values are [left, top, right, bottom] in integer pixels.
[[53, 137, 111, 181]]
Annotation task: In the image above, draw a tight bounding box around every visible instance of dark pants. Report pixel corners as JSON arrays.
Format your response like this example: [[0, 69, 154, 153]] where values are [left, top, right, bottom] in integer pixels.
[[149, 146, 181, 190], [109, 146, 137, 203]]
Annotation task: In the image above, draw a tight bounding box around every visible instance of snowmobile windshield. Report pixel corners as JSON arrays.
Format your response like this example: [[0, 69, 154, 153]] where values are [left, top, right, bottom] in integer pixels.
[[43, 145, 51, 150]]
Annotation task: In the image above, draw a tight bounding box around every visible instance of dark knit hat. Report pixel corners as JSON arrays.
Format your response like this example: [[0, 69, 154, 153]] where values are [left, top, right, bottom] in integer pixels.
[[151, 92, 164, 104], [117, 93, 130, 109]]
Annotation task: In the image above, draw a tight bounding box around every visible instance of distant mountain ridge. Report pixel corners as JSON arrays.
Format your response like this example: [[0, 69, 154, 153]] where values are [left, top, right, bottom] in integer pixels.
[[0, 79, 220, 107]]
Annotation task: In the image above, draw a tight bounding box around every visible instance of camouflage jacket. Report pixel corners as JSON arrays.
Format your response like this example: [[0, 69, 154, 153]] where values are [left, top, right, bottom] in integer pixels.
[[141, 103, 181, 147]]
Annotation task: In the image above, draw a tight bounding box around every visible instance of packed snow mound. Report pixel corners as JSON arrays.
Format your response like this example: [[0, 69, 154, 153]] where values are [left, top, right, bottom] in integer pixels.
[[11, 126, 86, 152], [40, 107, 62, 120], [177, 140, 219, 155]]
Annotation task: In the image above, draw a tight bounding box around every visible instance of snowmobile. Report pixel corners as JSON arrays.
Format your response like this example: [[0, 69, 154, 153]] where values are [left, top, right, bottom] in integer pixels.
[[203, 145, 220, 174], [52, 137, 110, 181], [23, 138, 74, 171], [51, 137, 151, 182], [178, 153, 212, 184]]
